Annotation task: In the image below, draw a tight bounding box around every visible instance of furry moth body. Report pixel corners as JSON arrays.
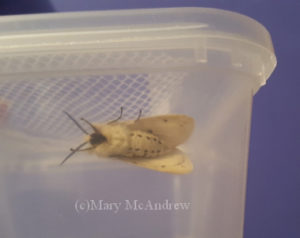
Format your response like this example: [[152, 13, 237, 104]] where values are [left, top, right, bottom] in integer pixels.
[[62, 110, 194, 174]]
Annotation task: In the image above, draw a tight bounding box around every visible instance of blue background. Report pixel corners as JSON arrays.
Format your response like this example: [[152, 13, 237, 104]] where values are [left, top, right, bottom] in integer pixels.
[[1, 0, 299, 237]]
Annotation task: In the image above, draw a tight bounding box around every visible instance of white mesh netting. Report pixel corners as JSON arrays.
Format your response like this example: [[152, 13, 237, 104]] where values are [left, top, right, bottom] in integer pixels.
[[0, 72, 187, 140], [0, 47, 194, 146]]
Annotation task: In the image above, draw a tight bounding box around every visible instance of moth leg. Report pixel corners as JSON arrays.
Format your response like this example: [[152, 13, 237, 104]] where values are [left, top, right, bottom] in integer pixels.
[[108, 107, 123, 124], [135, 109, 143, 122], [60, 141, 89, 165], [80, 117, 98, 133]]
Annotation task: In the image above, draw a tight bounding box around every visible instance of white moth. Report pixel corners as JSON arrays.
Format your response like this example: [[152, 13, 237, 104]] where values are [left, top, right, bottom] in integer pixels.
[[61, 108, 194, 174]]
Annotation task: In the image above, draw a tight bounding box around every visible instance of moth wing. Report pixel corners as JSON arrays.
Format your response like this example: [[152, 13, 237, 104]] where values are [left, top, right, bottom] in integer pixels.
[[118, 149, 193, 174], [124, 115, 194, 147]]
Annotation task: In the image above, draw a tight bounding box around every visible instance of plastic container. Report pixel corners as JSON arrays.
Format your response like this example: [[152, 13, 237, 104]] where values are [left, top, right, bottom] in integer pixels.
[[0, 8, 276, 238]]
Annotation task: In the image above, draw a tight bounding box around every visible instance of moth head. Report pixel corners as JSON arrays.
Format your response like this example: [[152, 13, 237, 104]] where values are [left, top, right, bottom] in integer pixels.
[[89, 132, 106, 146], [60, 111, 107, 165]]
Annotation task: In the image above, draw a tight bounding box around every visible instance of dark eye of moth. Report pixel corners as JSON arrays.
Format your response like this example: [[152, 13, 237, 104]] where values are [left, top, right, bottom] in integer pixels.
[[89, 132, 107, 146]]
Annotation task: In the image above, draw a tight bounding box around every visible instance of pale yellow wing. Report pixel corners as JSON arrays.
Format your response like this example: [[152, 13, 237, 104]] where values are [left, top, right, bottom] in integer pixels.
[[124, 114, 194, 147], [117, 149, 193, 174]]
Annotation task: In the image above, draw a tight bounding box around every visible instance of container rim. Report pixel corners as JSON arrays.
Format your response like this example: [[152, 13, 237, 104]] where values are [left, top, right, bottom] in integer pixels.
[[0, 7, 277, 87], [0, 7, 274, 51]]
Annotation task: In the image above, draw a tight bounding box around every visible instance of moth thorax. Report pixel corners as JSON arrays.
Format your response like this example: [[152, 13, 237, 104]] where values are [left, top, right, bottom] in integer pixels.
[[89, 132, 107, 146]]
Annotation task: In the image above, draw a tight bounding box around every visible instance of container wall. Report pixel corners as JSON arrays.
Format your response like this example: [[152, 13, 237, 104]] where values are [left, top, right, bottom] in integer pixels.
[[0, 8, 276, 238], [0, 63, 255, 238], [178, 69, 254, 238]]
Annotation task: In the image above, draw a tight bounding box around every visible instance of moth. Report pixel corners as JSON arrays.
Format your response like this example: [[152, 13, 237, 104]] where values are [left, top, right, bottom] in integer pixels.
[[61, 108, 194, 174]]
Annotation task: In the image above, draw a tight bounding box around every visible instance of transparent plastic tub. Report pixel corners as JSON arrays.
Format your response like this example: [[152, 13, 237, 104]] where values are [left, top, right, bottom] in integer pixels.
[[0, 8, 276, 238]]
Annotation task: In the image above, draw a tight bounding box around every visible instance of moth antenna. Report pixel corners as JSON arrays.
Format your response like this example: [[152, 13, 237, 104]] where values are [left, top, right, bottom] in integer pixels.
[[70, 147, 94, 152], [109, 107, 123, 124], [64, 111, 89, 135], [80, 117, 98, 133], [135, 109, 143, 121], [60, 141, 89, 166]]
